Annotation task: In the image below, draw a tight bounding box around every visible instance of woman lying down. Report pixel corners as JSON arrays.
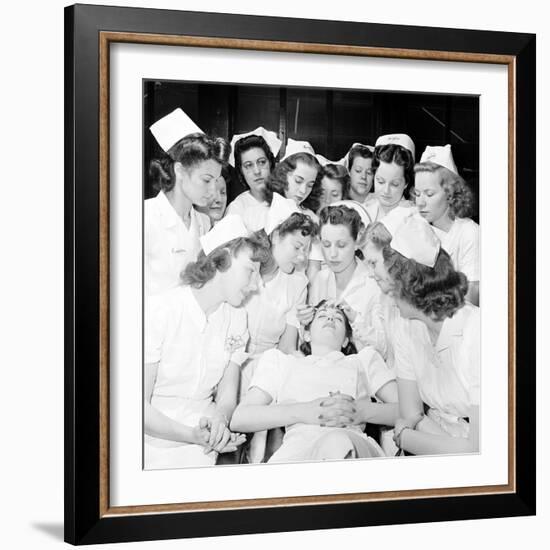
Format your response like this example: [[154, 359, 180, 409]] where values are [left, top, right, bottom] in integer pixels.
[[231, 300, 398, 463]]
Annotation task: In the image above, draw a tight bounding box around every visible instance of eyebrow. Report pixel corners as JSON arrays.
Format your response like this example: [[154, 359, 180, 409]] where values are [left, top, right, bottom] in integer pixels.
[[315, 306, 345, 319]]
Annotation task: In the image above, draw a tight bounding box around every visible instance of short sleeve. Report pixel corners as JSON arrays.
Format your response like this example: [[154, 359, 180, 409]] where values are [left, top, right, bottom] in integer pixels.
[[393, 317, 418, 381], [357, 346, 395, 397], [285, 274, 308, 328], [227, 307, 250, 366], [456, 220, 480, 282], [249, 349, 286, 401], [144, 294, 170, 365], [351, 298, 388, 357]]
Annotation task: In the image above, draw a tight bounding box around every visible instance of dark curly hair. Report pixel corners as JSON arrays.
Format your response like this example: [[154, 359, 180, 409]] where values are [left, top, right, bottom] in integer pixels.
[[181, 235, 270, 289], [372, 144, 415, 199], [383, 246, 468, 321], [347, 144, 373, 171], [320, 163, 351, 200], [149, 132, 230, 193], [233, 134, 276, 189], [319, 204, 364, 241], [252, 212, 319, 275], [265, 152, 322, 213], [299, 300, 357, 356], [414, 162, 474, 219]]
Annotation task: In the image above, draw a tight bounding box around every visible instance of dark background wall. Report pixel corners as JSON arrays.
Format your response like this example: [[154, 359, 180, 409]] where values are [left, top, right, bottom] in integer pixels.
[[143, 80, 479, 220]]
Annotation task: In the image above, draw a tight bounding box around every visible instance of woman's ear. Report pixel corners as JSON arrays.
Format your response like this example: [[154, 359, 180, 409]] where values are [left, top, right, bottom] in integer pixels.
[[174, 161, 187, 181], [356, 226, 367, 250], [303, 330, 311, 343], [342, 336, 349, 349]]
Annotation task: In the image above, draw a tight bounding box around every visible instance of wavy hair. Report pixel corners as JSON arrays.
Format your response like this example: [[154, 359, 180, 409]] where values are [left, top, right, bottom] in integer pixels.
[[383, 246, 469, 321], [414, 161, 475, 219], [233, 134, 276, 189], [320, 163, 351, 200], [319, 204, 364, 241], [372, 144, 415, 199], [363, 221, 392, 250], [347, 144, 373, 171], [181, 235, 270, 289], [149, 132, 230, 193], [252, 212, 319, 275], [265, 152, 322, 212]]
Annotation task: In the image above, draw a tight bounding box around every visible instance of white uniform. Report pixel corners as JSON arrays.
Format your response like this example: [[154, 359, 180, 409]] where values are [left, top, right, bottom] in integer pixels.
[[309, 260, 384, 354], [241, 270, 308, 390], [239, 201, 270, 232], [364, 197, 415, 223], [225, 191, 269, 223], [144, 191, 211, 296], [432, 217, 480, 283], [354, 291, 401, 369], [250, 348, 393, 462], [394, 303, 480, 437], [144, 286, 249, 469]]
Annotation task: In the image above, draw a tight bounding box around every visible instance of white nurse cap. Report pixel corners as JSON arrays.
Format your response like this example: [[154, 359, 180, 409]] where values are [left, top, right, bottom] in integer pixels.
[[264, 192, 300, 235], [375, 133, 415, 159], [390, 214, 441, 267], [420, 144, 458, 174], [329, 200, 372, 228], [380, 205, 416, 237], [281, 138, 316, 161], [228, 127, 282, 166], [200, 215, 249, 255], [149, 108, 203, 153]]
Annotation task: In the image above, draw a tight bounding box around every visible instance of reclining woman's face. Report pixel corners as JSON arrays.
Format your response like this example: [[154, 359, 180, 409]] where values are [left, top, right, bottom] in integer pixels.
[[307, 304, 348, 350]]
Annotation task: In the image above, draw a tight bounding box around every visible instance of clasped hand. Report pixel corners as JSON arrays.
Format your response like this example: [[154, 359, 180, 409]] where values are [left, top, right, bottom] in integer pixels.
[[302, 391, 359, 428], [194, 415, 246, 454]]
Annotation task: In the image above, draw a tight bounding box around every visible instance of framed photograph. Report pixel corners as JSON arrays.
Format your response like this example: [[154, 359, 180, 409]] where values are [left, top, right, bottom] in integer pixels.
[[65, 3, 536, 545]]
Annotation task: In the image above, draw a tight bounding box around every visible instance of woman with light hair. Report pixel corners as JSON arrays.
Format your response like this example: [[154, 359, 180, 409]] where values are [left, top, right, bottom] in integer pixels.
[[413, 144, 479, 305]]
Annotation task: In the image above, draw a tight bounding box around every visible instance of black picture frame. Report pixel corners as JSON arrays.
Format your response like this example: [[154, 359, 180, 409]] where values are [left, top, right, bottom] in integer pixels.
[[64, 3, 536, 545]]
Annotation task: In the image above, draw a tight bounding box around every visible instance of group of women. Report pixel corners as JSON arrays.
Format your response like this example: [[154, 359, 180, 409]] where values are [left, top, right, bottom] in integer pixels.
[[143, 108, 480, 469]]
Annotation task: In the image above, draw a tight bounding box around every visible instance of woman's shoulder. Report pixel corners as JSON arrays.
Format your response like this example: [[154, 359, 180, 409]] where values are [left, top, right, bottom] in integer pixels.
[[144, 192, 164, 219], [146, 285, 191, 319], [452, 216, 479, 236], [458, 302, 480, 329], [258, 348, 292, 369], [226, 191, 254, 213]]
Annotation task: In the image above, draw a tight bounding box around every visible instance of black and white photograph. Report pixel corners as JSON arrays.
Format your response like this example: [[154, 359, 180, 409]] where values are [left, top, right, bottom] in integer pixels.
[[57, 2, 539, 545], [142, 80, 481, 469]]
